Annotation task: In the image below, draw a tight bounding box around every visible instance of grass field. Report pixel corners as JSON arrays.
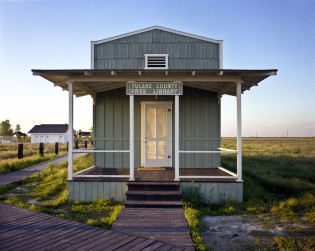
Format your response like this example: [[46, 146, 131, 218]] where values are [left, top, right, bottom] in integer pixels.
[[0, 138, 314, 250], [183, 137, 315, 250], [0, 142, 68, 160], [0, 143, 68, 174]]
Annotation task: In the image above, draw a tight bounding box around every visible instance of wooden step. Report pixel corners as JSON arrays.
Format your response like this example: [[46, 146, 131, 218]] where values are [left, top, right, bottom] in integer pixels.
[[126, 190, 182, 201], [127, 182, 180, 191], [124, 200, 183, 208]]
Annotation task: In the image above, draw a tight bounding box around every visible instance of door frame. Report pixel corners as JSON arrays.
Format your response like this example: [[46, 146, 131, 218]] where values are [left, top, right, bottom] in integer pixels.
[[140, 101, 173, 167]]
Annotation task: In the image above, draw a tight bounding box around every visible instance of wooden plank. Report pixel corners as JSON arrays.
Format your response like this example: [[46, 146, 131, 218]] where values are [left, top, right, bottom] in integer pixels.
[[44, 228, 112, 250], [236, 183, 243, 203], [97, 181, 104, 199], [128, 239, 156, 251], [218, 183, 225, 201], [79, 181, 86, 201], [75, 231, 123, 250], [21, 224, 97, 250], [0, 202, 184, 250], [85, 182, 92, 201], [230, 183, 237, 201], [73, 181, 80, 201], [2, 219, 85, 249], [0, 214, 66, 241], [102, 235, 139, 250], [224, 183, 232, 201], [91, 182, 98, 200], [0, 218, 71, 248], [68, 181, 74, 201]]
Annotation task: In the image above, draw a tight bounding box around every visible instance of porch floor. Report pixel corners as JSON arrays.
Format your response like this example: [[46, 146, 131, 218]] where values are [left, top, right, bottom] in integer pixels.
[[73, 167, 238, 182]]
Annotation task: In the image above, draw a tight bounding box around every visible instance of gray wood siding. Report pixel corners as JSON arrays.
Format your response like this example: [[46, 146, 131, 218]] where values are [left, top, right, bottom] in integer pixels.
[[68, 181, 128, 202], [68, 181, 242, 203], [181, 182, 243, 203], [94, 30, 220, 70], [93, 86, 221, 169]]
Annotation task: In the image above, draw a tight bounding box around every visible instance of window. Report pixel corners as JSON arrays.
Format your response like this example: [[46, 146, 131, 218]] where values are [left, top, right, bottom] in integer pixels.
[[145, 54, 168, 69]]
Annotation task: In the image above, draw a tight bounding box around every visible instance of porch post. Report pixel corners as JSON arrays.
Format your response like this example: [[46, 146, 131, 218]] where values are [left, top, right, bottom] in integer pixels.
[[129, 95, 135, 181], [236, 81, 243, 182], [68, 82, 73, 180], [174, 95, 180, 181]]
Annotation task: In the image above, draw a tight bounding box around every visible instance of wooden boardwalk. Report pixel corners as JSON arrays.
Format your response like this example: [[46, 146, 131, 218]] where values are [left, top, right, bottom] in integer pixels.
[[112, 208, 194, 250], [0, 202, 189, 250]]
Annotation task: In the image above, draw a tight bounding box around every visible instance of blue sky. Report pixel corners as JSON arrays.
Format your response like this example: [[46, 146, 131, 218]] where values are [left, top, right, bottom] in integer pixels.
[[0, 0, 314, 137]]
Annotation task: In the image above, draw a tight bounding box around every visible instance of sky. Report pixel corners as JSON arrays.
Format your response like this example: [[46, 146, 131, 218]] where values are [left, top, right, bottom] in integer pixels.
[[0, 0, 314, 137]]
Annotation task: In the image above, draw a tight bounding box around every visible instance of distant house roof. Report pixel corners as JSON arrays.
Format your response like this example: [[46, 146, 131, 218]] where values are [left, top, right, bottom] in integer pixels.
[[28, 124, 68, 134], [79, 131, 91, 136], [12, 132, 27, 137]]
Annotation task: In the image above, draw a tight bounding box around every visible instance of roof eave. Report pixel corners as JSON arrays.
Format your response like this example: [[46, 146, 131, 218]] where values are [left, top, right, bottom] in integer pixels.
[[91, 26, 223, 45]]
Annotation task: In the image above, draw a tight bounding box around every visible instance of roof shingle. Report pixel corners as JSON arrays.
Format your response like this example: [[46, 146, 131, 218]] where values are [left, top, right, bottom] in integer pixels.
[[28, 124, 68, 134]]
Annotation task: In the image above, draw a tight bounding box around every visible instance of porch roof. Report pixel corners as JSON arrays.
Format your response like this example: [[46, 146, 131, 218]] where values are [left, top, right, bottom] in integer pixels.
[[32, 69, 277, 98]]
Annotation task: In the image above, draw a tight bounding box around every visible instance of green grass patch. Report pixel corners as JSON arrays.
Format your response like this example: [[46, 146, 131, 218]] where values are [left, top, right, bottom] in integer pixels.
[[0, 154, 61, 174], [183, 203, 213, 251], [1, 154, 123, 229]]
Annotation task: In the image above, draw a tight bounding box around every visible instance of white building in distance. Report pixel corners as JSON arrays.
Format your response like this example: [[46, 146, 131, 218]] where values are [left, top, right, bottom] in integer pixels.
[[28, 124, 69, 144]]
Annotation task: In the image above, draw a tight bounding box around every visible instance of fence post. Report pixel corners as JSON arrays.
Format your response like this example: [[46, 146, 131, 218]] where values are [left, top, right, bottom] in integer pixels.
[[67, 142, 69, 152], [39, 143, 44, 156], [55, 142, 59, 155], [18, 144, 23, 159], [75, 141, 78, 149], [85, 141, 87, 148]]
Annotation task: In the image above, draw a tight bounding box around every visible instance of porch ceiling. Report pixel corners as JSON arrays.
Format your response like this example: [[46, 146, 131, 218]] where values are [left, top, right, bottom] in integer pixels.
[[32, 69, 277, 98]]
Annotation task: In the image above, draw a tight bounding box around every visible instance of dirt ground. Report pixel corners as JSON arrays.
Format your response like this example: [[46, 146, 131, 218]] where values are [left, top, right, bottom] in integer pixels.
[[201, 215, 310, 251]]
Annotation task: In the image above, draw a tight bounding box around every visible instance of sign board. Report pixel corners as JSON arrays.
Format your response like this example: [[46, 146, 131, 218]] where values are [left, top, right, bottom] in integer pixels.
[[126, 82, 183, 95]]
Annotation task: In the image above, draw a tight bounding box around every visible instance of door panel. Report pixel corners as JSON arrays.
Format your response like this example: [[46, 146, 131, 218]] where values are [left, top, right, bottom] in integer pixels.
[[142, 102, 172, 167]]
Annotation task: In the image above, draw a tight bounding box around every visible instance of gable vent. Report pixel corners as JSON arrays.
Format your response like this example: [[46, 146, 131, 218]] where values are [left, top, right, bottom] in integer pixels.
[[145, 54, 169, 69]]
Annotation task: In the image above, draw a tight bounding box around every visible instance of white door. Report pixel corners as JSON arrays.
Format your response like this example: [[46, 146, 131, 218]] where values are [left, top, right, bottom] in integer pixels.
[[141, 102, 172, 167]]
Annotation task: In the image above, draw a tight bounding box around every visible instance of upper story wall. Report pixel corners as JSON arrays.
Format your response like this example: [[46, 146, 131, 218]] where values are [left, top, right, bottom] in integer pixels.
[[93, 29, 221, 70]]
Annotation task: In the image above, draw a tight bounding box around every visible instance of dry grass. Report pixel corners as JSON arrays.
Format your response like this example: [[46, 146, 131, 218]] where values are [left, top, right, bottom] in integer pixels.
[[0, 143, 68, 160]]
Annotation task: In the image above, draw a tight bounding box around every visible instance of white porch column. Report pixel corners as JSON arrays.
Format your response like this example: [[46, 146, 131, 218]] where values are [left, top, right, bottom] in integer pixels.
[[174, 95, 180, 181], [129, 95, 135, 181], [68, 82, 73, 180], [236, 81, 243, 182]]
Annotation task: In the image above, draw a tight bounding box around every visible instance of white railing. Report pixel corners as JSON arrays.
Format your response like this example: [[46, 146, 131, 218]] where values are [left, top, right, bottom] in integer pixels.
[[178, 148, 239, 180], [72, 149, 131, 178]]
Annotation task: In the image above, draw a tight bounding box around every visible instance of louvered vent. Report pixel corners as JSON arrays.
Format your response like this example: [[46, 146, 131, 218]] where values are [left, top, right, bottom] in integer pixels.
[[145, 54, 169, 69]]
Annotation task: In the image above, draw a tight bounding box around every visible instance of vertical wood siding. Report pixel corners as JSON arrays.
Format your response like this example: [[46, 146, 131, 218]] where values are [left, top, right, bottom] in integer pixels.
[[68, 181, 128, 202], [93, 86, 220, 169], [94, 30, 220, 70], [68, 181, 242, 203], [181, 182, 243, 203]]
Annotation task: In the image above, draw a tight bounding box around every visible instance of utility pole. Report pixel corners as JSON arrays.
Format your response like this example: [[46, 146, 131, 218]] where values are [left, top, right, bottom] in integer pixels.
[[287, 129, 288, 138]]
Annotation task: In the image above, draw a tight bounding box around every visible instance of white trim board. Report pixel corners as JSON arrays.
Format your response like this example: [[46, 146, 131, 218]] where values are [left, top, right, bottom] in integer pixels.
[[92, 26, 223, 45]]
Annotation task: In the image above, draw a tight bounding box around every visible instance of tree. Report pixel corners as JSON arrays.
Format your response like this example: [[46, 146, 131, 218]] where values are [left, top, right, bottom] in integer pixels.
[[15, 124, 21, 133], [0, 120, 13, 136]]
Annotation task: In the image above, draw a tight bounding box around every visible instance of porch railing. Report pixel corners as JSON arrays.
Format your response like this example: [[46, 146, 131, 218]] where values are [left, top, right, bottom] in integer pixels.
[[72, 149, 131, 178], [177, 148, 239, 180]]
